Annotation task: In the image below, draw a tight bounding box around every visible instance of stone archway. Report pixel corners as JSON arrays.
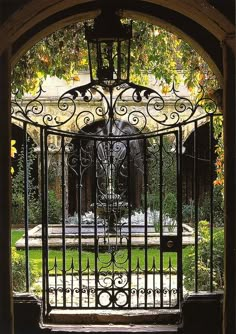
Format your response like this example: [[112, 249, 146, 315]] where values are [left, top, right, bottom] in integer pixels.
[[1, 1, 234, 54], [7, 0, 235, 83], [0, 1, 235, 333]]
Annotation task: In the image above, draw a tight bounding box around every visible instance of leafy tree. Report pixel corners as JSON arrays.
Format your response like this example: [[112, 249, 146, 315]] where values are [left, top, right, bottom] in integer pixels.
[[12, 20, 219, 96], [12, 22, 87, 95]]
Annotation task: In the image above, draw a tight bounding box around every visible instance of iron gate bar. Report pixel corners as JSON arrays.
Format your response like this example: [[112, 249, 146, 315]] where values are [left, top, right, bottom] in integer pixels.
[[177, 126, 183, 304], [152, 252, 156, 308], [23, 122, 30, 292], [45, 128, 51, 314], [127, 139, 132, 308], [40, 127, 46, 319], [159, 135, 164, 308], [194, 120, 199, 292], [168, 257, 171, 305], [143, 137, 148, 308], [93, 139, 98, 308], [53, 257, 57, 307], [209, 115, 214, 292], [61, 135, 66, 307], [41, 127, 49, 318], [70, 257, 74, 307], [77, 139, 83, 308]]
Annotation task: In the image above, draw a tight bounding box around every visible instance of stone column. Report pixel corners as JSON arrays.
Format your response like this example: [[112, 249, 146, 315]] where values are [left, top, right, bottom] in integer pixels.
[[0, 48, 14, 333], [222, 39, 236, 334]]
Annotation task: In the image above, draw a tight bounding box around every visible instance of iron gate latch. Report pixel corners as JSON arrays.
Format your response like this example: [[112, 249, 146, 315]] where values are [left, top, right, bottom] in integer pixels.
[[161, 235, 179, 252]]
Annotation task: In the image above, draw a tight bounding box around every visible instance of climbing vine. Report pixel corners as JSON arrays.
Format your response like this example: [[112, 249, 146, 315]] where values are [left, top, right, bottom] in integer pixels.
[[214, 117, 224, 190]]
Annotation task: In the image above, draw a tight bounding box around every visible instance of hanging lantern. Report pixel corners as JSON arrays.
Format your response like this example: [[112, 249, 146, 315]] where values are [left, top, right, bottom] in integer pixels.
[[85, 7, 132, 86]]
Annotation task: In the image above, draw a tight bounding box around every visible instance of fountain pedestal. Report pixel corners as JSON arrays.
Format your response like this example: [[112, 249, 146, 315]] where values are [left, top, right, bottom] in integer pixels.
[[92, 196, 128, 236], [107, 209, 117, 234]]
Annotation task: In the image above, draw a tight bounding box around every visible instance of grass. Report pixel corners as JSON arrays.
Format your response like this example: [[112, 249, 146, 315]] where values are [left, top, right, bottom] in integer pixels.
[[11, 229, 184, 275], [11, 229, 25, 246]]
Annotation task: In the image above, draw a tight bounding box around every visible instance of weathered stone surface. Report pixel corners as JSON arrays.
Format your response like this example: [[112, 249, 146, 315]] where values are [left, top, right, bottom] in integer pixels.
[[14, 293, 44, 334], [48, 323, 179, 333], [181, 292, 223, 334], [13, 293, 181, 333], [49, 309, 180, 325]]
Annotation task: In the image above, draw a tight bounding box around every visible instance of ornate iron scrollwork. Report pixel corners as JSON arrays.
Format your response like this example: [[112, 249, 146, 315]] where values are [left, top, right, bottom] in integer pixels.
[[12, 81, 219, 137]]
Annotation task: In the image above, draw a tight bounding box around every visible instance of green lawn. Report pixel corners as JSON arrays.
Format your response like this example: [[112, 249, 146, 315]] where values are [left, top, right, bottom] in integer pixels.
[[12, 229, 187, 275], [11, 229, 25, 246]]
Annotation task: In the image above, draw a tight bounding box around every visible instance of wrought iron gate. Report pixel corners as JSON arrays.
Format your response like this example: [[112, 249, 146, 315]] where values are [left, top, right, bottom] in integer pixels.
[[43, 128, 182, 311], [12, 79, 219, 317]]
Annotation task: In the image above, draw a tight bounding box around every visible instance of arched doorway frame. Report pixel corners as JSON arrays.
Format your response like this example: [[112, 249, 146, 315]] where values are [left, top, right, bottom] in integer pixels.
[[6, 0, 235, 83], [0, 1, 235, 333]]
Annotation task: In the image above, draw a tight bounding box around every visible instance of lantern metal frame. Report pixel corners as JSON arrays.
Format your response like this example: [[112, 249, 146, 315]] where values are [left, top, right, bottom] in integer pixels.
[[85, 7, 132, 87]]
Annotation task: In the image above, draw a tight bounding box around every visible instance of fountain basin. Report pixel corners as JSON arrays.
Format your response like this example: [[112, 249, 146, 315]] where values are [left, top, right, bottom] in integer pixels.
[[15, 223, 194, 249]]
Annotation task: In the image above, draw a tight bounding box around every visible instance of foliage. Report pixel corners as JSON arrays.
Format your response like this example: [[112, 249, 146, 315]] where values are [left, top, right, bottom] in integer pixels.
[[11, 140, 17, 174], [163, 192, 177, 220], [11, 144, 62, 225], [200, 188, 224, 226], [47, 190, 62, 224], [131, 22, 218, 93], [145, 136, 177, 231], [12, 22, 88, 95], [12, 20, 219, 96], [182, 189, 224, 227], [147, 135, 177, 207], [12, 247, 39, 292], [11, 144, 40, 225], [183, 221, 224, 291], [213, 116, 224, 190], [46, 159, 62, 224], [182, 203, 194, 225]]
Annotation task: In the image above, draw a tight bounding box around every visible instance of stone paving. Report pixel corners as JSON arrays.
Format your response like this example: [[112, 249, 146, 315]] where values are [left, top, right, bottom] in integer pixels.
[[37, 273, 181, 309]]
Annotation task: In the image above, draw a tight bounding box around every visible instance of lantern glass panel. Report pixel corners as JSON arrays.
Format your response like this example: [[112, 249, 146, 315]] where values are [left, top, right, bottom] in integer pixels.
[[87, 38, 130, 86]]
